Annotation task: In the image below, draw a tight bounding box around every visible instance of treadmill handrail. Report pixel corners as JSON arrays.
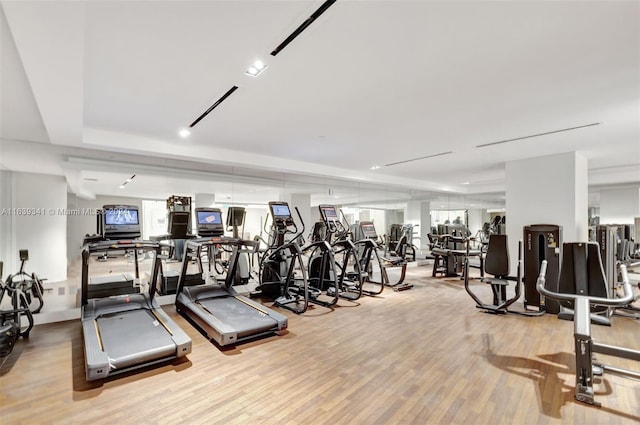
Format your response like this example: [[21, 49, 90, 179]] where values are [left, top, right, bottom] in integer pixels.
[[81, 239, 162, 306], [186, 236, 256, 250]]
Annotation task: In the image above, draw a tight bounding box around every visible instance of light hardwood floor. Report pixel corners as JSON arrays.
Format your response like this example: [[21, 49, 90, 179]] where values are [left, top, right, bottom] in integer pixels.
[[1, 267, 639, 424]]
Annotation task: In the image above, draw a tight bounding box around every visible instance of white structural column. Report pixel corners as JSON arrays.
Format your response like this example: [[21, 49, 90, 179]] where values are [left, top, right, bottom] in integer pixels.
[[505, 152, 588, 271], [420, 201, 431, 249], [598, 187, 640, 224], [286, 193, 311, 237]]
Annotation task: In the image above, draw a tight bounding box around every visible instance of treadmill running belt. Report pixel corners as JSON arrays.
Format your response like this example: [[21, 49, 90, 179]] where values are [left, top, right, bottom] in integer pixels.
[[97, 309, 176, 370], [197, 297, 278, 337]]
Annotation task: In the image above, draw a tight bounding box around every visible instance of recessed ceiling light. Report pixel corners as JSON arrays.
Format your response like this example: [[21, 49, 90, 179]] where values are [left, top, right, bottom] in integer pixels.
[[119, 174, 136, 189], [461, 181, 470, 185], [179, 129, 191, 138], [245, 60, 268, 77], [370, 165, 381, 170]]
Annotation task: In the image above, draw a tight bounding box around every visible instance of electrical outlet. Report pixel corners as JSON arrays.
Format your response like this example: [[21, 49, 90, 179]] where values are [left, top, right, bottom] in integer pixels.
[[58, 287, 65, 296]]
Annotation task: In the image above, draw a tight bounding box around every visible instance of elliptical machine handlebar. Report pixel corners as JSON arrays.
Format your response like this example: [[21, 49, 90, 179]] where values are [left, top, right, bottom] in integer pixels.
[[536, 260, 633, 306], [291, 206, 306, 246]]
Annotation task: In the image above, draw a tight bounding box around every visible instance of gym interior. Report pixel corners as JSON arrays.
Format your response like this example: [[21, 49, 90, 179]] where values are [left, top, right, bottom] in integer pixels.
[[1, 1, 639, 424]]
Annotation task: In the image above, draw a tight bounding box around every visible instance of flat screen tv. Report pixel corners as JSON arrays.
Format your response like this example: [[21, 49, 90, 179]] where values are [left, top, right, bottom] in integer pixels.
[[195, 208, 223, 236], [102, 205, 141, 239]]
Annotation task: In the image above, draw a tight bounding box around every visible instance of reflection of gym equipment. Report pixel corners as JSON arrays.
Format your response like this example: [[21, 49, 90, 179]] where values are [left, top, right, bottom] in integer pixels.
[[594, 224, 640, 319], [464, 235, 522, 314], [387, 224, 418, 262], [431, 234, 483, 278], [0, 261, 34, 356], [2, 249, 45, 314], [226, 206, 251, 285], [82, 239, 192, 381], [523, 224, 561, 314], [537, 243, 640, 407]]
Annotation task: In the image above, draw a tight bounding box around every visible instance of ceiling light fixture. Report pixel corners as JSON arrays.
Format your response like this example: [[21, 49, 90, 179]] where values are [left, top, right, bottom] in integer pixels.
[[475, 122, 602, 148], [179, 129, 191, 138], [119, 174, 136, 189], [385, 151, 453, 167], [370, 165, 381, 170], [245, 60, 268, 77]]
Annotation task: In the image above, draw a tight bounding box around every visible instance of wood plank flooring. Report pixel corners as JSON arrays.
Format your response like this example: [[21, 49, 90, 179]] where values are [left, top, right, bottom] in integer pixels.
[[1, 267, 639, 424]]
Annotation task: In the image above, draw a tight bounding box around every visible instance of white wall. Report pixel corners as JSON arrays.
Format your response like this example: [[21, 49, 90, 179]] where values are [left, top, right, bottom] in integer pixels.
[[2, 171, 67, 282], [286, 193, 311, 241], [0, 170, 13, 276], [599, 187, 640, 224], [506, 152, 588, 269]]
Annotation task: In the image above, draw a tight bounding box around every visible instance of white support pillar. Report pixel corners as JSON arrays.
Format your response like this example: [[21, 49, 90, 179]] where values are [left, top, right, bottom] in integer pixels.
[[506, 151, 588, 270], [420, 201, 431, 249], [286, 193, 311, 236]]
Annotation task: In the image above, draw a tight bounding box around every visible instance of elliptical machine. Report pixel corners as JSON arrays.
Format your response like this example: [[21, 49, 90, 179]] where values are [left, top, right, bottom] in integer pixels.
[[254, 202, 310, 314], [313, 205, 364, 301], [0, 260, 34, 357], [2, 250, 44, 314]]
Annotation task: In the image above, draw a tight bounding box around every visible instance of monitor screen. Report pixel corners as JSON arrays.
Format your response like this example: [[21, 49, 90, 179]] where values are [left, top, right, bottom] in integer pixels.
[[320, 205, 338, 221], [104, 207, 139, 225], [272, 204, 291, 218], [197, 210, 222, 225], [226, 207, 246, 227], [360, 222, 377, 239]]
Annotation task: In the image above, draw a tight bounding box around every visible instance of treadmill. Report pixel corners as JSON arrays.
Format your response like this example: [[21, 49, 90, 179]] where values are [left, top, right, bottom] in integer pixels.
[[175, 222, 288, 346], [81, 239, 192, 381]]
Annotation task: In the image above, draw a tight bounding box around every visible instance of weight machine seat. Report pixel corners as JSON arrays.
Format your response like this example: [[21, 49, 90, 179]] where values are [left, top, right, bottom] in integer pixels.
[[557, 242, 608, 314], [483, 234, 509, 277]]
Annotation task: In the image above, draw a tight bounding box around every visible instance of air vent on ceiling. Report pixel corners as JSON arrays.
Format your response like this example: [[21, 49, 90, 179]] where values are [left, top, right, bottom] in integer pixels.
[[385, 151, 453, 167], [189, 86, 239, 128], [270, 0, 337, 56], [475, 122, 602, 148]]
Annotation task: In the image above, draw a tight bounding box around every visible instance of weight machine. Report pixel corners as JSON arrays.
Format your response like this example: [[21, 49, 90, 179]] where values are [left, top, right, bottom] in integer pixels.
[[536, 242, 640, 407]]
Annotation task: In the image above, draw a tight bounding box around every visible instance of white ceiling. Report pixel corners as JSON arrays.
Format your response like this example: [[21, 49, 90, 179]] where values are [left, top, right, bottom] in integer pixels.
[[1, 0, 638, 207]]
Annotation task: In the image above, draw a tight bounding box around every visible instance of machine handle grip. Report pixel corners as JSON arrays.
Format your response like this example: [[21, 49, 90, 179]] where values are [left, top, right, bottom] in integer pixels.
[[536, 261, 633, 306]]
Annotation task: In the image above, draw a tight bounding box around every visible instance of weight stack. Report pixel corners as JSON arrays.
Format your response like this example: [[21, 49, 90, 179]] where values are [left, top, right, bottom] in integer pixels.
[[523, 224, 562, 314]]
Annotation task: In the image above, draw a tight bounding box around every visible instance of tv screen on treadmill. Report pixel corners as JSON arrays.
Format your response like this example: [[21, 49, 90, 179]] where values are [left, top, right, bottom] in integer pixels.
[[272, 204, 291, 217], [197, 210, 222, 225], [104, 208, 139, 225]]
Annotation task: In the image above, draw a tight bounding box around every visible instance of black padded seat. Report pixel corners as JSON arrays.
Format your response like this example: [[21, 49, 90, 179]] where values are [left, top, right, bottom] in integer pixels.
[[481, 235, 511, 305]]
